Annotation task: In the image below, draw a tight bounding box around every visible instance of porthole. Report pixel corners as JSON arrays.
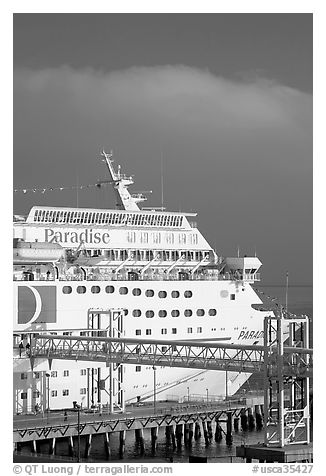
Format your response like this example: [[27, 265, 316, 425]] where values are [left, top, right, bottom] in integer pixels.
[[197, 309, 205, 316], [208, 309, 217, 316], [184, 290, 193, 298], [133, 309, 142, 317], [105, 285, 115, 294], [91, 286, 100, 294], [119, 287, 128, 295], [146, 289, 154, 297], [77, 286, 86, 294], [159, 310, 167, 318], [184, 309, 193, 317], [171, 309, 180, 317], [146, 310, 154, 318], [62, 286, 72, 294], [159, 291, 167, 298], [172, 291, 180, 298], [124, 309, 129, 316], [132, 288, 141, 296]]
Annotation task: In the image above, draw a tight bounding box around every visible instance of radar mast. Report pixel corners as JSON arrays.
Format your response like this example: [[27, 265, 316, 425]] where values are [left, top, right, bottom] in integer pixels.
[[100, 150, 148, 211]]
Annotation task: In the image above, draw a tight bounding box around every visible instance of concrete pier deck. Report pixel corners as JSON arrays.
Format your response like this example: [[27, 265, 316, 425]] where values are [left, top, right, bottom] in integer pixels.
[[236, 443, 313, 463]]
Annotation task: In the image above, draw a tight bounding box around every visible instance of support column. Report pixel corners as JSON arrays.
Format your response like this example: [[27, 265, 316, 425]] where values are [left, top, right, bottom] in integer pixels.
[[170, 426, 176, 449], [202, 421, 209, 445], [184, 423, 190, 446], [84, 434, 92, 459], [119, 430, 126, 458], [226, 411, 233, 446], [135, 428, 145, 452], [151, 427, 158, 453], [194, 422, 201, 440], [176, 424, 183, 448], [165, 425, 172, 443], [68, 436, 74, 457], [214, 418, 223, 442], [49, 438, 56, 455], [255, 404, 263, 430], [104, 433, 111, 460], [240, 408, 248, 431], [234, 416, 240, 432], [248, 407, 255, 430], [207, 420, 213, 440], [188, 423, 194, 445], [31, 440, 37, 453]]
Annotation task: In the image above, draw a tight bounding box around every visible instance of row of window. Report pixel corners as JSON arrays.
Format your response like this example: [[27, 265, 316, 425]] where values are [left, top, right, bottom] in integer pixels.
[[32, 208, 184, 228], [136, 326, 203, 336], [130, 308, 217, 318], [20, 388, 97, 399], [79, 249, 207, 261], [62, 285, 237, 301], [20, 369, 96, 379], [63, 286, 194, 298]]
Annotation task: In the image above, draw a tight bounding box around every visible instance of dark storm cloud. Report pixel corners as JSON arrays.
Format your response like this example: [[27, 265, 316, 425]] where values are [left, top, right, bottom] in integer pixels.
[[13, 65, 312, 283]]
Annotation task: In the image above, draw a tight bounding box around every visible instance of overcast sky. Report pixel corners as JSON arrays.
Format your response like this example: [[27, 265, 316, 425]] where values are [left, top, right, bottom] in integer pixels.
[[13, 13, 312, 285]]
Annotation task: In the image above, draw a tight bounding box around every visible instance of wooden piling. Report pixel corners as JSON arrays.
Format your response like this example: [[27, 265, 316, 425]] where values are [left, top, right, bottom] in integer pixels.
[[84, 434, 92, 458], [188, 423, 194, 445], [234, 416, 240, 432], [248, 407, 255, 430], [151, 427, 158, 453], [225, 411, 233, 446], [207, 420, 213, 439], [171, 425, 176, 449], [202, 421, 209, 445], [31, 440, 37, 453], [49, 438, 56, 455], [240, 408, 248, 431], [255, 404, 263, 430], [184, 423, 190, 446], [214, 418, 223, 442], [104, 433, 111, 460], [68, 436, 74, 457], [165, 425, 172, 443], [176, 424, 183, 448], [119, 430, 126, 457], [194, 422, 201, 440]]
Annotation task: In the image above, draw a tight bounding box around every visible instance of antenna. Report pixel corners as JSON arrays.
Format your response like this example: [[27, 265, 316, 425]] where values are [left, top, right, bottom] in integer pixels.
[[160, 151, 164, 210], [285, 271, 289, 312], [76, 171, 79, 208]]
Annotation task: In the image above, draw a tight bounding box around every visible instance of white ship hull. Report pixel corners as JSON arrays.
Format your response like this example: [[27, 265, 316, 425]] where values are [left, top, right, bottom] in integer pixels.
[[13, 278, 267, 412]]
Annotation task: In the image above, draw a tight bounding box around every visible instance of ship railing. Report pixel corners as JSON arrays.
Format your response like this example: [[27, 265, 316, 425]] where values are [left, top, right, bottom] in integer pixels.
[[12, 271, 261, 282]]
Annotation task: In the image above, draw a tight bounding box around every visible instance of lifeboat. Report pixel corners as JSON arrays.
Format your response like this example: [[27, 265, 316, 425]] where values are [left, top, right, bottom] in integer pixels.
[[13, 240, 64, 263]]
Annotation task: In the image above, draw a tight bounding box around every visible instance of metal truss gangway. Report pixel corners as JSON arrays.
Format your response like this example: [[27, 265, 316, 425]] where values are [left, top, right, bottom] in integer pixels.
[[26, 333, 312, 378]]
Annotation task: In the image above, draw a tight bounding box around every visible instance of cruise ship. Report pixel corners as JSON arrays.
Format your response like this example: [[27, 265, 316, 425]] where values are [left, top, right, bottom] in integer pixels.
[[13, 151, 271, 414]]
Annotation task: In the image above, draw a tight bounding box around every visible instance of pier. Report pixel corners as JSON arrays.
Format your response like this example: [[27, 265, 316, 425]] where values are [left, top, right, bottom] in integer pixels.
[[14, 396, 263, 460]]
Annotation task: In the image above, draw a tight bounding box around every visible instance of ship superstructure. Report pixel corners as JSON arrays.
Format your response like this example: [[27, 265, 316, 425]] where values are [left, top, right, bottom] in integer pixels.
[[13, 151, 269, 414]]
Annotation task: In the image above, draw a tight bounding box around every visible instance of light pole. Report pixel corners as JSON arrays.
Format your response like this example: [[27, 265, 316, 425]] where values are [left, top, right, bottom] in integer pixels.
[[77, 405, 81, 463], [45, 372, 50, 420], [187, 386, 190, 402], [206, 388, 209, 404], [225, 371, 228, 400], [153, 366, 156, 413], [73, 401, 81, 462]]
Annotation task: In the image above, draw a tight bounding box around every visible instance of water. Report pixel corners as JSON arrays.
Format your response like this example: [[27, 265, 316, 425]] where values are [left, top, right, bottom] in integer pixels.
[[255, 284, 313, 318]]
